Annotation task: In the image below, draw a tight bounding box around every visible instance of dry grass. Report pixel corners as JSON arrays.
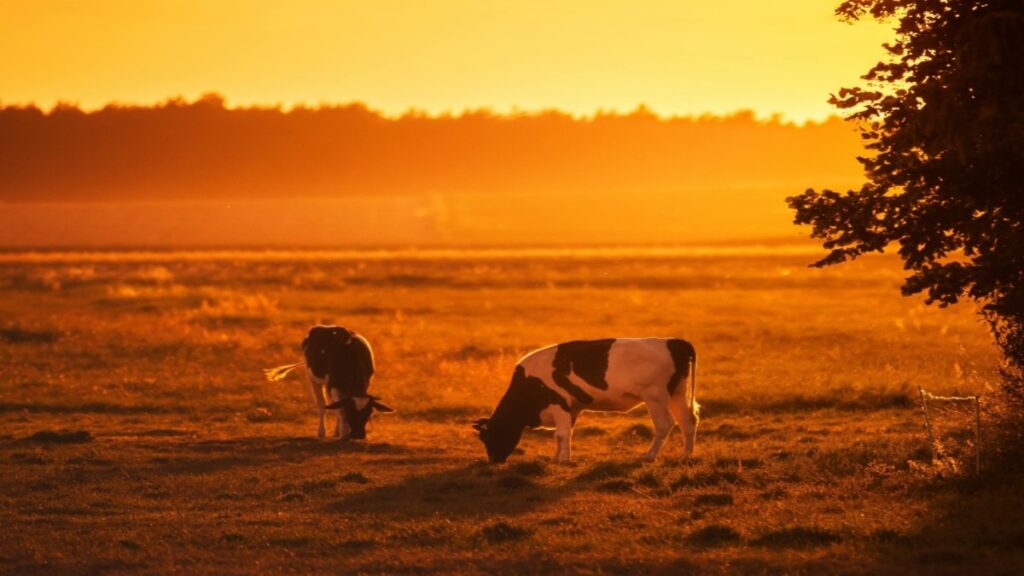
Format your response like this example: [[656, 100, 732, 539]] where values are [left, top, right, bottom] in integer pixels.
[[0, 249, 1021, 574]]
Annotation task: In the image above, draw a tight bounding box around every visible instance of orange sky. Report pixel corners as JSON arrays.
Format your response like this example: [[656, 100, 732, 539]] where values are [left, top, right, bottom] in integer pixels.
[[2, 1, 893, 121]]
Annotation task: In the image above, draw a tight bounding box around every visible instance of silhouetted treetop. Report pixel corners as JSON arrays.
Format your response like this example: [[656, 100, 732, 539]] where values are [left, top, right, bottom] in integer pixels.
[[788, 0, 1024, 376]]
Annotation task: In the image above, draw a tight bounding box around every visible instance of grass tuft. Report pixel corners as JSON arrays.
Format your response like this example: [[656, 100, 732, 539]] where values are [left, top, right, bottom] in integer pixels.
[[632, 468, 664, 489], [576, 460, 642, 482], [268, 536, 315, 547], [444, 344, 497, 360], [338, 472, 371, 484], [339, 539, 376, 550], [300, 479, 337, 491], [759, 487, 788, 500], [496, 474, 535, 489], [118, 539, 142, 550], [752, 527, 842, 549], [694, 493, 734, 506], [598, 480, 634, 492], [481, 522, 530, 544], [246, 408, 274, 422], [871, 529, 910, 545], [507, 460, 547, 477], [619, 423, 654, 441], [669, 470, 741, 490], [407, 405, 483, 421], [687, 525, 743, 547]]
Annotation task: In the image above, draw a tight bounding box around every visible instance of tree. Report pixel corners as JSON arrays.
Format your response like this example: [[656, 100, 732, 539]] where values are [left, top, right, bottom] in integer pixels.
[[787, 0, 1024, 386]]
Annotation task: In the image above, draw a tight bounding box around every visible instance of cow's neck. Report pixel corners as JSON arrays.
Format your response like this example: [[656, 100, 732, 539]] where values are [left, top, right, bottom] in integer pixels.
[[490, 395, 532, 433]]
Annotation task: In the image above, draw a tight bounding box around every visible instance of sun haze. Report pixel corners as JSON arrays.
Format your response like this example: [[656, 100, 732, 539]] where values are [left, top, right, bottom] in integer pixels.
[[1, 0, 891, 121]]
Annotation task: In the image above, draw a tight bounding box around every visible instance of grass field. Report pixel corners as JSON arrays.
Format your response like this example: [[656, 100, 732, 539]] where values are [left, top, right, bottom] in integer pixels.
[[1, 248, 1021, 574]]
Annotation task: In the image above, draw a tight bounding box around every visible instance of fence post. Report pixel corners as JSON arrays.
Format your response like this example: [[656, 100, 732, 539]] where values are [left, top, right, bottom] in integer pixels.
[[919, 386, 935, 458], [974, 395, 981, 475]]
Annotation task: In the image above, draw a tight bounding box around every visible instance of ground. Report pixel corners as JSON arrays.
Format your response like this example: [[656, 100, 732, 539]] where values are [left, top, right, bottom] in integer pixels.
[[1, 248, 1021, 574]]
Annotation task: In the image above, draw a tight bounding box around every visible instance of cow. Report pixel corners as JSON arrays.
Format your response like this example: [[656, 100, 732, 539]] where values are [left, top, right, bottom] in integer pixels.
[[472, 338, 698, 464], [265, 325, 393, 440]]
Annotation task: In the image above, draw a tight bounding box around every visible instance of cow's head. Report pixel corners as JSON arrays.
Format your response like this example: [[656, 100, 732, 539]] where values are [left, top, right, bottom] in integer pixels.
[[325, 396, 394, 439], [302, 325, 352, 379], [472, 417, 522, 464], [473, 366, 568, 464]]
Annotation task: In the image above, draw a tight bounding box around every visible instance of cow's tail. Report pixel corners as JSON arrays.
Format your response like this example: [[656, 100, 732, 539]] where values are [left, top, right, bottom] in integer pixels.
[[264, 361, 305, 382], [689, 347, 699, 416]]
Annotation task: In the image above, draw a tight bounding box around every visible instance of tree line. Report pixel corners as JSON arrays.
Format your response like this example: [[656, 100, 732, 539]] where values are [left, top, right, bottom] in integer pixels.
[[0, 93, 863, 202]]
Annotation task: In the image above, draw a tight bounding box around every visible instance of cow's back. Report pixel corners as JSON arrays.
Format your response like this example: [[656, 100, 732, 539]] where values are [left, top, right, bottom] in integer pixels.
[[517, 338, 687, 413], [328, 333, 375, 397]]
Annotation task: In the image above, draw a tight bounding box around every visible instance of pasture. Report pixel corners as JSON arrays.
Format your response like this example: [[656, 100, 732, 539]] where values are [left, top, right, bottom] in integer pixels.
[[1, 248, 1020, 574]]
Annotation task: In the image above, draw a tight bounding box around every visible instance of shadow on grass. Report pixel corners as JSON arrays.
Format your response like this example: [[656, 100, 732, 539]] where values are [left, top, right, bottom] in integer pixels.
[[151, 436, 415, 476], [866, 467, 1024, 572], [701, 390, 915, 416], [323, 461, 571, 519], [0, 326, 61, 344], [0, 401, 188, 415], [24, 430, 93, 444]]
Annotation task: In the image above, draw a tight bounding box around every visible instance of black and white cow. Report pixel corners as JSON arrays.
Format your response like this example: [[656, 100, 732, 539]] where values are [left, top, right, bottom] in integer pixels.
[[302, 325, 393, 440], [473, 338, 698, 464]]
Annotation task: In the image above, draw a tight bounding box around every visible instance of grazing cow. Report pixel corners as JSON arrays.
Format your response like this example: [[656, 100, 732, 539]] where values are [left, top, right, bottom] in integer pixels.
[[296, 325, 393, 439], [472, 338, 698, 464]]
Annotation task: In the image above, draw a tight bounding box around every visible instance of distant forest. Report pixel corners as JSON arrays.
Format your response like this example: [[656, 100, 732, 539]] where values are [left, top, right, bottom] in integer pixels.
[[0, 93, 864, 202]]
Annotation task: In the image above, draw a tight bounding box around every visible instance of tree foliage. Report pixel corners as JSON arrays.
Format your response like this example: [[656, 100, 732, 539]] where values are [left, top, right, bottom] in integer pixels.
[[788, 0, 1024, 379]]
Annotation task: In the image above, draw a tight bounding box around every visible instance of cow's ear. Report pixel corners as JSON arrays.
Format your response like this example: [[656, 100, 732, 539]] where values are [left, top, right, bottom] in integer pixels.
[[472, 418, 489, 432], [371, 399, 395, 413], [302, 336, 309, 350]]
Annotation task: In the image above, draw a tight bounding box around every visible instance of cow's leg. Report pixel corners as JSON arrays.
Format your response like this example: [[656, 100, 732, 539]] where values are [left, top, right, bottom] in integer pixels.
[[307, 375, 326, 439], [552, 408, 573, 464], [644, 398, 676, 462], [668, 393, 700, 458], [328, 388, 350, 440]]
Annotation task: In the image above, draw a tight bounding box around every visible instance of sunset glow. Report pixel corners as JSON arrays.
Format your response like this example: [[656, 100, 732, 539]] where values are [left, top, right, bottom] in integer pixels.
[[5, 1, 1021, 572], [1, 0, 893, 121]]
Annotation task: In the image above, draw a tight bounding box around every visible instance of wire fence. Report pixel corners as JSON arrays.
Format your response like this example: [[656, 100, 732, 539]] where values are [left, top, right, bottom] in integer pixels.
[[918, 386, 981, 475]]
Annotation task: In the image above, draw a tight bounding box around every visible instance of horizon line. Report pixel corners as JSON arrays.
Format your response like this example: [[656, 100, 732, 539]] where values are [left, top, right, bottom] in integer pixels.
[[0, 239, 831, 262], [0, 92, 848, 127]]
